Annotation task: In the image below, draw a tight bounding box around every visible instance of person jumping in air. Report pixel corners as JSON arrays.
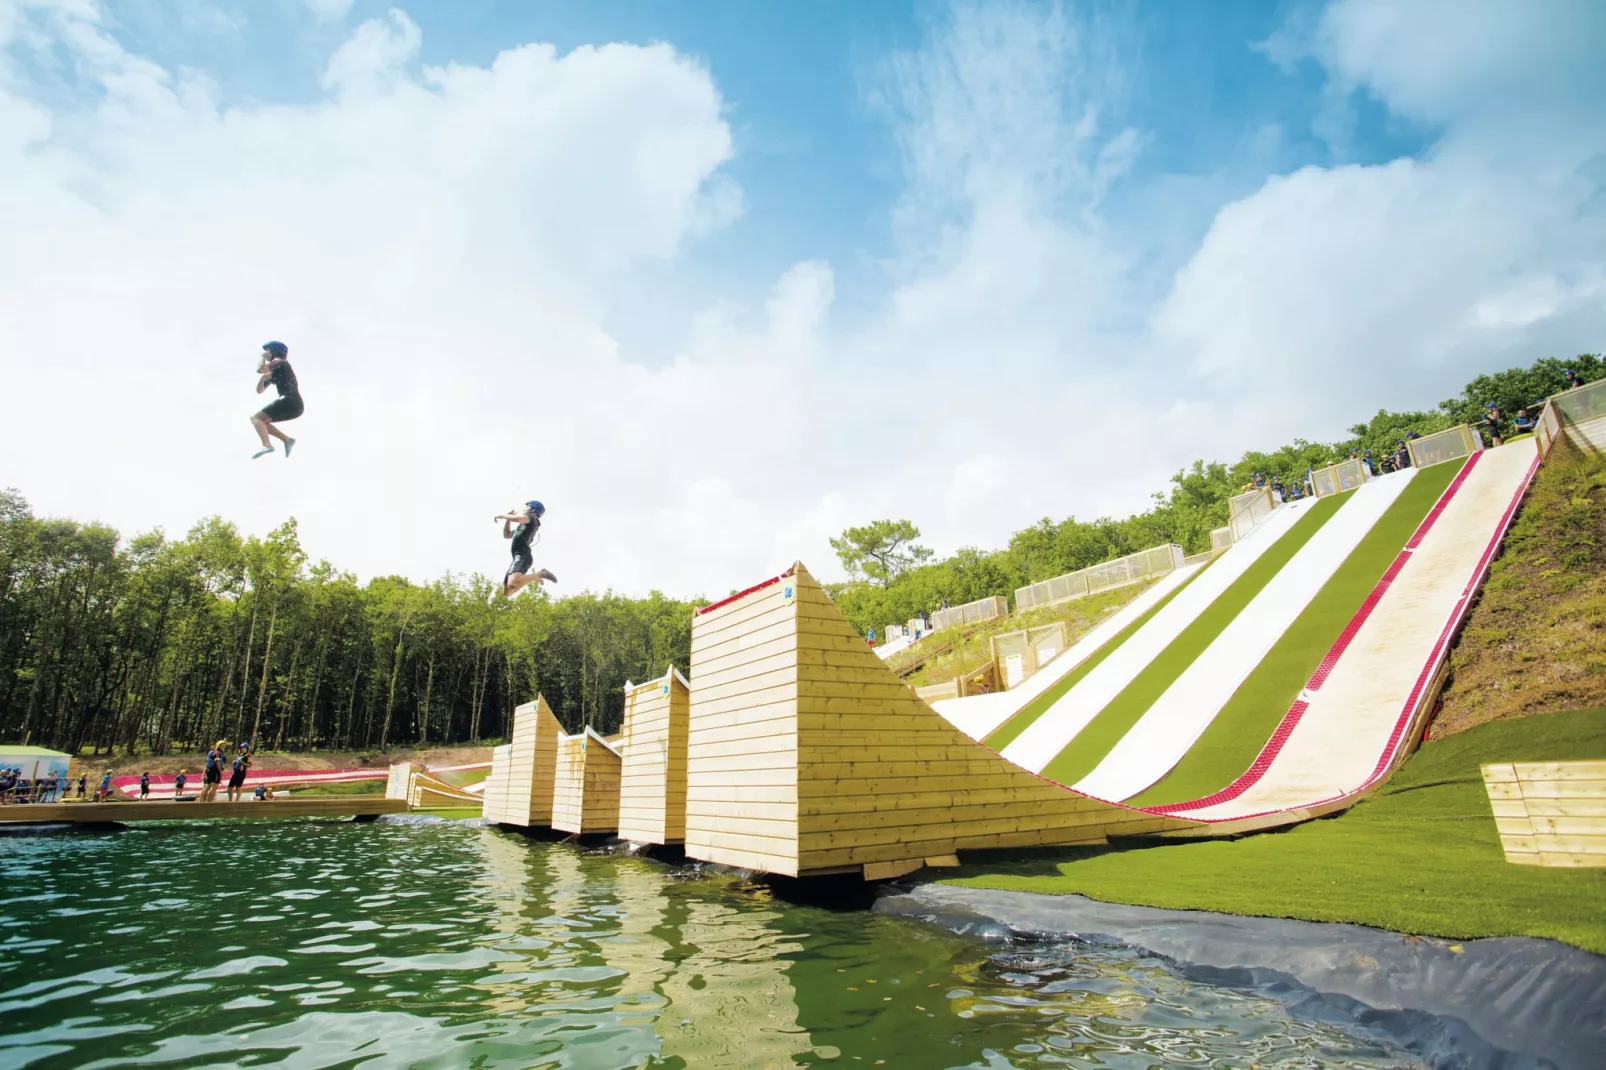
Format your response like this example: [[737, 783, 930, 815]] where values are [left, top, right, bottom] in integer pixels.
[[251, 341, 303, 459], [495, 500, 557, 598]]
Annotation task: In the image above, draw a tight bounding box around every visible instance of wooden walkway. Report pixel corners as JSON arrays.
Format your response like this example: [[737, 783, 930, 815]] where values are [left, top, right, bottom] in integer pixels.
[[0, 797, 408, 825]]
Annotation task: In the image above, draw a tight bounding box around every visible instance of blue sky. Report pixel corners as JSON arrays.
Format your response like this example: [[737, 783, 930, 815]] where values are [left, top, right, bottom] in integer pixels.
[[2, 0, 1602, 595]]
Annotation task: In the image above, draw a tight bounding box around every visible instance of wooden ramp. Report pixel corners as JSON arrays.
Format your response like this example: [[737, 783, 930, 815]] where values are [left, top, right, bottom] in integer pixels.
[[684, 562, 1198, 880], [0, 797, 407, 824], [551, 727, 624, 835], [384, 762, 483, 809], [481, 694, 562, 827], [618, 666, 691, 846], [1482, 761, 1606, 868]]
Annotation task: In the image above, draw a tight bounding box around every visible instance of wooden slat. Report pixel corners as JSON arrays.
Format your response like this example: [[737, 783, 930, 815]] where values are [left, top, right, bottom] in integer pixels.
[[1481, 761, 1606, 867], [0, 797, 408, 824]]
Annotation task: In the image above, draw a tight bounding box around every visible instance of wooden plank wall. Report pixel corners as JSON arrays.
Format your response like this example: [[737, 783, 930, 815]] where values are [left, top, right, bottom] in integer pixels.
[[683, 563, 1198, 879], [480, 694, 562, 827], [551, 728, 623, 835], [618, 667, 691, 845], [685, 573, 801, 875], [1482, 760, 1606, 867]]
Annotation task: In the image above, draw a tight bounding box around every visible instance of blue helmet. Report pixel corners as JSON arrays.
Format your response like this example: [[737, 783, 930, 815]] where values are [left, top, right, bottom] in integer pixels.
[[263, 341, 288, 359], [526, 500, 545, 518]]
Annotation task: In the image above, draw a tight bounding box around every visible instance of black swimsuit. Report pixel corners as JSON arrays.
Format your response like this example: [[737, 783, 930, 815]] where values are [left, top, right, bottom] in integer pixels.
[[260, 360, 304, 422], [506, 517, 538, 579]]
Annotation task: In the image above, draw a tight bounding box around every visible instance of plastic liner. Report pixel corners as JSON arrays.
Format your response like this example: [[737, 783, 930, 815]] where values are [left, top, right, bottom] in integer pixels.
[[878, 884, 1605, 1070]]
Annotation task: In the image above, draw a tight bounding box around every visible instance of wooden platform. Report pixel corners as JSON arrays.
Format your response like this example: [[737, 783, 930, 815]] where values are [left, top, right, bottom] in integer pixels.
[[481, 694, 562, 826], [1482, 760, 1606, 867], [385, 762, 483, 809], [551, 727, 623, 835], [0, 796, 408, 824], [684, 562, 1198, 880], [618, 667, 691, 845]]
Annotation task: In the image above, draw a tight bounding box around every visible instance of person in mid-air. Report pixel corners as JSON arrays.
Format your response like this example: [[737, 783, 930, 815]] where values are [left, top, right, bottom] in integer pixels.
[[251, 341, 303, 459], [495, 500, 557, 598]]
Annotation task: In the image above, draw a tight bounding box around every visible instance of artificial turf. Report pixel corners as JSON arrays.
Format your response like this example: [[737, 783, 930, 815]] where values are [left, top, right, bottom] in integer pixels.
[[981, 563, 1212, 752], [1039, 494, 1345, 787], [1130, 458, 1466, 807], [941, 707, 1606, 955]]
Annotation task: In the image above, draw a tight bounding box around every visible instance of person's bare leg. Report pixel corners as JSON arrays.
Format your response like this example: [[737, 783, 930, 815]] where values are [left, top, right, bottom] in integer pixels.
[[504, 571, 534, 598], [265, 422, 292, 444], [251, 414, 274, 457]]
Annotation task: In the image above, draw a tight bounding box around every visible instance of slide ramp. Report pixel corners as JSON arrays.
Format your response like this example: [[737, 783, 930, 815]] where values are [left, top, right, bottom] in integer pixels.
[[1002, 498, 1313, 775], [1073, 469, 1418, 803], [1156, 440, 1540, 827], [931, 563, 1201, 742]]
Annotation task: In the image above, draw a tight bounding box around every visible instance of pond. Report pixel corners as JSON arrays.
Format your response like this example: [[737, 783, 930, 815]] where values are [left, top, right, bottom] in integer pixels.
[[0, 817, 1430, 1068]]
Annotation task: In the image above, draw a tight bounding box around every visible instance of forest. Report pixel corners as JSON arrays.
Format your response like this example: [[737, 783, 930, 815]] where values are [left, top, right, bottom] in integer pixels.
[[1, 353, 1595, 757]]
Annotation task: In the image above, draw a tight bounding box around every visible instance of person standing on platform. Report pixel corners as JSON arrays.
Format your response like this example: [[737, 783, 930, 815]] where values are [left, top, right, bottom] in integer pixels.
[[200, 741, 227, 803], [226, 750, 251, 802]]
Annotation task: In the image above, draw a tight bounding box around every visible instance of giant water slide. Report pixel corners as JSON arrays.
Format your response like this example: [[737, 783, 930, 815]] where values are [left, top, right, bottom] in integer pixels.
[[1150, 437, 1541, 828]]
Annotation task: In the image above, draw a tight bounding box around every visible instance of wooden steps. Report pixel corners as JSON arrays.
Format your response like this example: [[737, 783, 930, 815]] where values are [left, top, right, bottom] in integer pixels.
[[1482, 760, 1606, 867]]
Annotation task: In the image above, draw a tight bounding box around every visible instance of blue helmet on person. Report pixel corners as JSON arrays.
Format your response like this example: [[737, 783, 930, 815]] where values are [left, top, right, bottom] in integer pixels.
[[263, 341, 288, 359], [526, 500, 545, 518]]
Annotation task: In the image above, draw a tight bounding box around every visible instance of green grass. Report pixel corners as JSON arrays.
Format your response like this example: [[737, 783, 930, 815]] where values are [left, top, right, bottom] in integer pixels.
[[1131, 458, 1466, 807], [982, 564, 1212, 752], [1040, 495, 1345, 787], [941, 707, 1606, 955]]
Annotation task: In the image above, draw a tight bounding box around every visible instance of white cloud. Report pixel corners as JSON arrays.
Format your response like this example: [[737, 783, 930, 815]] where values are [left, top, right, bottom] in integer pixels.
[[1, 0, 1601, 604], [304, 0, 354, 23]]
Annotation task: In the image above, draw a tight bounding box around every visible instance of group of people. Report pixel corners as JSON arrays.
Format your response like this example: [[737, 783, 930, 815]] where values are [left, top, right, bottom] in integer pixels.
[[0, 768, 66, 804], [247, 340, 558, 600]]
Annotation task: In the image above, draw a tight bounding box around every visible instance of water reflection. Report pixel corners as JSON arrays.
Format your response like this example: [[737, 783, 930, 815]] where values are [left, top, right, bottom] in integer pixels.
[[0, 821, 1430, 1069]]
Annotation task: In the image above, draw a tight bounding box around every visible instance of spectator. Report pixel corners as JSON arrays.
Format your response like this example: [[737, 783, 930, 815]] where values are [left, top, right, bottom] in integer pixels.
[[1269, 475, 1286, 502], [254, 784, 276, 801], [200, 740, 227, 803], [139, 772, 150, 800], [174, 770, 188, 799], [76, 773, 87, 800], [226, 750, 252, 802], [1361, 448, 1379, 476], [1513, 407, 1537, 435], [1564, 368, 1582, 390], [95, 771, 112, 803], [866, 627, 876, 648], [1483, 403, 1504, 447], [1395, 439, 1412, 470]]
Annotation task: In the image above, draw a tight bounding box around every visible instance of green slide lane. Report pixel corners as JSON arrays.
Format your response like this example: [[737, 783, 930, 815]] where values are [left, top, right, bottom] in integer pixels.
[[982, 565, 1211, 753], [1039, 495, 1346, 787], [1130, 458, 1466, 808]]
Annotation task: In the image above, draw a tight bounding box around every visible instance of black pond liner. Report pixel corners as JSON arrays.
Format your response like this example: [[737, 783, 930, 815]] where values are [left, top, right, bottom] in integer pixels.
[[876, 883, 1606, 1070]]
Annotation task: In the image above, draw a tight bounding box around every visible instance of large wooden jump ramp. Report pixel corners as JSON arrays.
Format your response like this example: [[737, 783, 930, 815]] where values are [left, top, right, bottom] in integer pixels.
[[618, 667, 691, 845], [551, 727, 624, 835], [684, 563, 1198, 879], [482, 694, 562, 827]]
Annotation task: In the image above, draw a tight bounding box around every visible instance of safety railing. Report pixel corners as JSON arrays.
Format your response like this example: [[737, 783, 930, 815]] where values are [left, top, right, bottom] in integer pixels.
[[930, 595, 1008, 633], [1209, 526, 1233, 553], [1014, 542, 1185, 613], [1408, 425, 1480, 469], [912, 660, 996, 703], [1310, 457, 1369, 498], [1541, 377, 1606, 456], [1228, 487, 1277, 541], [989, 621, 1070, 691]]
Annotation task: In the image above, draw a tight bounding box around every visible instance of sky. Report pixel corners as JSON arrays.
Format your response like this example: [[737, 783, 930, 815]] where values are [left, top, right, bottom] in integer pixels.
[[2, 0, 1604, 600]]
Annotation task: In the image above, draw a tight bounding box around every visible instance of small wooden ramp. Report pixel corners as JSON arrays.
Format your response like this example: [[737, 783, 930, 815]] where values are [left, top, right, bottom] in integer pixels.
[[1482, 761, 1606, 868], [684, 562, 1199, 879], [481, 694, 563, 827], [384, 762, 483, 809], [552, 727, 623, 835], [618, 666, 691, 845]]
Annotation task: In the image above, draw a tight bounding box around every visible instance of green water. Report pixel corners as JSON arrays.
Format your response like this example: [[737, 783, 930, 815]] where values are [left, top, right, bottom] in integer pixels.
[[0, 817, 1428, 1068]]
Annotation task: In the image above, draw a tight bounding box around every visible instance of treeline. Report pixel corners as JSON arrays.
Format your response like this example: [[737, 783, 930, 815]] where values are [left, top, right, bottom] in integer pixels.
[[2, 353, 1596, 757], [829, 354, 1600, 633], [0, 502, 694, 756]]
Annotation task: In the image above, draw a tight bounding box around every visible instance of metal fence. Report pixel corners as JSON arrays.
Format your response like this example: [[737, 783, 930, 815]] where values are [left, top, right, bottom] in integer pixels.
[[1228, 487, 1278, 541], [1014, 542, 1185, 613], [930, 595, 1008, 633], [1407, 425, 1480, 469]]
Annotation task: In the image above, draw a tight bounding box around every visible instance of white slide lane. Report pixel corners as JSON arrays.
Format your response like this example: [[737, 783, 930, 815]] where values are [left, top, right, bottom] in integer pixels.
[[1178, 441, 1538, 820], [1072, 469, 1417, 803], [1002, 498, 1316, 775], [932, 564, 1202, 741]]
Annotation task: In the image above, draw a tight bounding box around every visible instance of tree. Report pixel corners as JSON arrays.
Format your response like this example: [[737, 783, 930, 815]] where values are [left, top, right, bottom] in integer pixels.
[[829, 520, 933, 588]]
